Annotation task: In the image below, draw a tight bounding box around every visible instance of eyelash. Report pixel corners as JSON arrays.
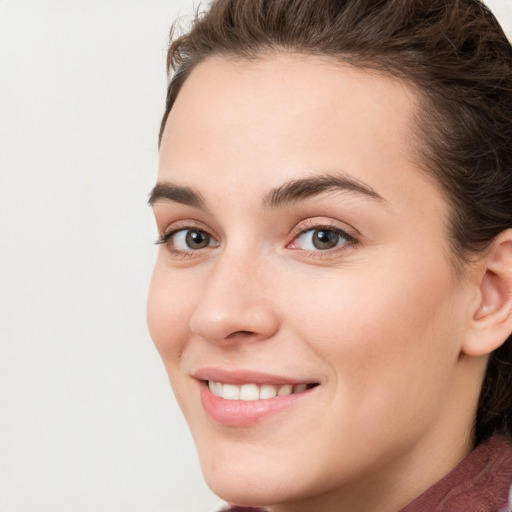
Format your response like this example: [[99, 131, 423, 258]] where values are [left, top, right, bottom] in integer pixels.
[[155, 222, 218, 259], [155, 220, 358, 259], [288, 220, 358, 257]]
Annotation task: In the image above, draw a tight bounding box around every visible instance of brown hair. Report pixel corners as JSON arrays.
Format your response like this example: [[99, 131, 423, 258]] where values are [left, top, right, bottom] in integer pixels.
[[159, 0, 512, 445]]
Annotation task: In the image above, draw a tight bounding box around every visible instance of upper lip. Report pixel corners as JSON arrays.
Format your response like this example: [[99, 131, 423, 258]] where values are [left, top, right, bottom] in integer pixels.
[[193, 367, 319, 386]]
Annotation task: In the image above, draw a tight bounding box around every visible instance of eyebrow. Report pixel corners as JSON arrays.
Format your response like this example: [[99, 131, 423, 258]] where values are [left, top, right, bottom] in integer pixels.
[[263, 173, 387, 208], [148, 173, 387, 209], [148, 182, 205, 208]]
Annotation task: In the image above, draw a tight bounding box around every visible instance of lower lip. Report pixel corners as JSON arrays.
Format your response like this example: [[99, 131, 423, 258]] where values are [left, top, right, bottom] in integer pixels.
[[199, 381, 315, 427]]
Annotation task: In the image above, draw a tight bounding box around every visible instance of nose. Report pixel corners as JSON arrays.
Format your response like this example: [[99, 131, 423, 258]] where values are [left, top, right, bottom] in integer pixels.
[[189, 252, 280, 345]]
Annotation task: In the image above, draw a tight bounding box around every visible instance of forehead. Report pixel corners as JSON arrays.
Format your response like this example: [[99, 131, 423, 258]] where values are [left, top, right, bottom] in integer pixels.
[[159, 53, 432, 205]]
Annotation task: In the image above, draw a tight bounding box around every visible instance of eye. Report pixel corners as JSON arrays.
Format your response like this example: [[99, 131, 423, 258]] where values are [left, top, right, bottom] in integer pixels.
[[156, 228, 219, 253], [289, 226, 355, 252]]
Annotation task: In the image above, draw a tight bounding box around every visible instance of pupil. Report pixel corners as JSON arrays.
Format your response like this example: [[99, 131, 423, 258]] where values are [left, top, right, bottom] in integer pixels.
[[186, 230, 209, 249], [313, 230, 339, 249]]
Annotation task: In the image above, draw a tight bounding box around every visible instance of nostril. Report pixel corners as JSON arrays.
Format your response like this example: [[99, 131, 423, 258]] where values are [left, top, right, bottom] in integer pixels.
[[226, 330, 256, 339]]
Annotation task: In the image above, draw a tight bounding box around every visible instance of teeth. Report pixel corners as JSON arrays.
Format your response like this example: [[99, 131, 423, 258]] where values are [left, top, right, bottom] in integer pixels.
[[260, 384, 277, 399], [208, 380, 223, 396], [222, 384, 240, 400], [278, 384, 293, 396], [293, 383, 307, 394], [239, 384, 259, 401], [208, 381, 312, 401]]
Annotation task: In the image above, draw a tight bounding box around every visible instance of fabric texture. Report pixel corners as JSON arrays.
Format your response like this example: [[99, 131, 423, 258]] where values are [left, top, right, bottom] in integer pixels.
[[217, 507, 266, 511], [399, 436, 512, 512], [217, 436, 512, 512]]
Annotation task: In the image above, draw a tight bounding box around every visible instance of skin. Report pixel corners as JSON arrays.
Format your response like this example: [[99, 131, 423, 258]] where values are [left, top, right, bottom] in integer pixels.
[[148, 54, 494, 512]]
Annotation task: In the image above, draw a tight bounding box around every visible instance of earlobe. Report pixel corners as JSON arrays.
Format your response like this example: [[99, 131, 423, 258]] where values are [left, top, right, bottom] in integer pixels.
[[463, 229, 512, 357]]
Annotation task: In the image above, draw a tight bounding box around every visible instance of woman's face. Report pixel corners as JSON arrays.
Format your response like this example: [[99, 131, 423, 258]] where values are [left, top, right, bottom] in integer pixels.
[[148, 55, 477, 510]]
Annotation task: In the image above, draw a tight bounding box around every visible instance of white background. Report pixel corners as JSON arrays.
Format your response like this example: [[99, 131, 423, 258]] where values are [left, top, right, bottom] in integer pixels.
[[0, 1, 511, 511]]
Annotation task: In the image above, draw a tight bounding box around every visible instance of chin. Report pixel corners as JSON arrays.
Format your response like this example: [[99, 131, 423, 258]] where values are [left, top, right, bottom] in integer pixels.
[[203, 466, 297, 509], [195, 436, 336, 509]]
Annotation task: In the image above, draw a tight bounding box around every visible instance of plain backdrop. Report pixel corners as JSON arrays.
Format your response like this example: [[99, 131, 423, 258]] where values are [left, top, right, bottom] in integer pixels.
[[0, 1, 511, 511]]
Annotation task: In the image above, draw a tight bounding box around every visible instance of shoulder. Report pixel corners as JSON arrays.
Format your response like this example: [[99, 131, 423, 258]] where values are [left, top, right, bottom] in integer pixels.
[[215, 506, 267, 512], [496, 482, 512, 512], [400, 435, 512, 512]]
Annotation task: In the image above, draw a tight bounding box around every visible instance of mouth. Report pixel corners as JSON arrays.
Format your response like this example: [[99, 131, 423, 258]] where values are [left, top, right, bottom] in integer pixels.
[[206, 380, 317, 401], [195, 370, 320, 427]]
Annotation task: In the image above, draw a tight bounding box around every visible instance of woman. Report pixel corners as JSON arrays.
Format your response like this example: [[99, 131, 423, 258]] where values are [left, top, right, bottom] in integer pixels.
[[147, 0, 512, 510]]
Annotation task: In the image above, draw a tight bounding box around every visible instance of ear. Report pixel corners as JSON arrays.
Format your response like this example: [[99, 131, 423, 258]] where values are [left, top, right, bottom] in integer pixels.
[[462, 229, 512, 356]]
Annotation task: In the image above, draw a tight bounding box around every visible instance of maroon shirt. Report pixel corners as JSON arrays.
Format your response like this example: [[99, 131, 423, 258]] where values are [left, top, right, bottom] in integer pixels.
[[400, 436, 512, 512], [220, 436, 512, 512]]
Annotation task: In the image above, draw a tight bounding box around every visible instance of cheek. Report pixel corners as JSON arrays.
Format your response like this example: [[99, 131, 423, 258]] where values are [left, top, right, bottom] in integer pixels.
[[147, 262, 196, 369], [285, 255, 463, 424]]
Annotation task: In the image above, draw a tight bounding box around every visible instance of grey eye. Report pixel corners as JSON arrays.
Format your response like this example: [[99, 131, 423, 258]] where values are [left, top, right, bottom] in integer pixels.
[[294, 228, 350, 251], [311, 229, 341, 250]]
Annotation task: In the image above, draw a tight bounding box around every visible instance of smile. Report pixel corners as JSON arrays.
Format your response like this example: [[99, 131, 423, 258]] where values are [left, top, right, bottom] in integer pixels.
[[207, 380, 314, 400], [195, 369, 321, 426]]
